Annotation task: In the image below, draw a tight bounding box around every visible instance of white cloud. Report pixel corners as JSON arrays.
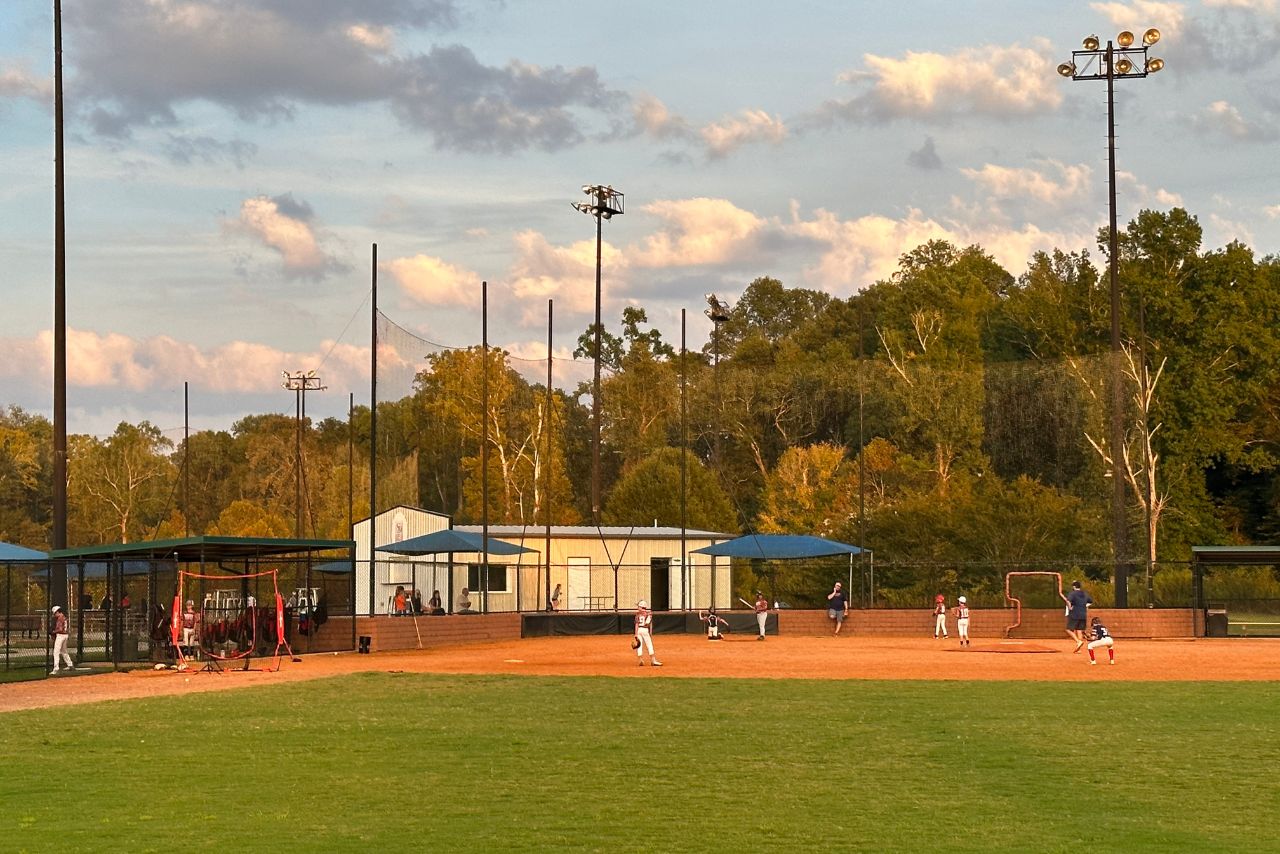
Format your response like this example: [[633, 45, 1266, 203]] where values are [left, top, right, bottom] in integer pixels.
[[631, 198, 765, 267], [384, 254, 481, 307], [227, 194, 344, 279], [699, 109, 787, 158], [633, 94, 692, 140], [1208, 212, 1256, 245], [0, 64, 50, 102], [825, 40, 1062, 123], [508, 230, 623, 314], [1090, 2, 1187, 35], [346, 23, 394, 52], [1115, 171, 1184, 208], [1265, 204, 1280, 218], [1200, 0, 1276, 13], [0, 328, 369, 395], [503, 340, 591, 387], [1187, 100, 1278, 141], [961, 160, 1094, 205]]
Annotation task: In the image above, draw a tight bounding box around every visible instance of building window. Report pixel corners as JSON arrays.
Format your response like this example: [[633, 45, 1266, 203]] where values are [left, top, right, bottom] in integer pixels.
[[468, 564, 509, 593]]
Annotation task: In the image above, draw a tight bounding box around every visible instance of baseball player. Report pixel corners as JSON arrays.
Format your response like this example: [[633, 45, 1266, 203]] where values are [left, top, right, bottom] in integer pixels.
[[932, 594, 949, 639], [698, 607, 729, 640], [754, 591, 770, 640], [49, 605, 74, 674], [181, 600, 199, 651], [634, 599, 662, 666], [1086, 616, 1115, 665], [954, 596, 971, 647]]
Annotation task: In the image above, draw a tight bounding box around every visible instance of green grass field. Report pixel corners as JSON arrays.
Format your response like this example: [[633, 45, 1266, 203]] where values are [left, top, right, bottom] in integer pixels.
[[3, 675, 1279, 852]]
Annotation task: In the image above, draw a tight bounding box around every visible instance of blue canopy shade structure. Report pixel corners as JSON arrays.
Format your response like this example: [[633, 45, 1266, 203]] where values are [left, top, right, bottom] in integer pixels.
[[376, 529, 537, 557], [0, 542, 46, 561], [690, 534, 862, 560]]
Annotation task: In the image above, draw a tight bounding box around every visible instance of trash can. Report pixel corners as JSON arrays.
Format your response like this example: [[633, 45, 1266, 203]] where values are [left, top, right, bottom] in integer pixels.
[[1205, 609, 1228, 638]]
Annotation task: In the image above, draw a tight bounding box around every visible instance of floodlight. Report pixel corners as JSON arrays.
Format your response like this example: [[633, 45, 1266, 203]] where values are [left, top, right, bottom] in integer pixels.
[[1143, 28, 1160, 46], [1058, 62, 1076, 77], [1146, 57, 1164, 73], [1117, 31, 1134, 47], [1116, 58, 1133, 74], [1083, 35, 1100, 50]]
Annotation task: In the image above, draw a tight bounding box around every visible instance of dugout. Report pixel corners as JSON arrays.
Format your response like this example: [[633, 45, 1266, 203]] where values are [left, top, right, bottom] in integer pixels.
[[47, 536, 357, 669], [1191, 546, 1280, 637]]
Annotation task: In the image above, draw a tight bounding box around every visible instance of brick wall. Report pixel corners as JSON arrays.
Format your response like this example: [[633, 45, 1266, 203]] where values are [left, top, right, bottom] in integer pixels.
[[778, 608, 1195, 638], [354, 613, 522, 653]]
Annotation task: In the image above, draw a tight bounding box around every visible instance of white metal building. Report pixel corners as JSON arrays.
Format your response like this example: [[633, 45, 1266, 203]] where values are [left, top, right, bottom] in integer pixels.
[[352, 507, 733, 615]]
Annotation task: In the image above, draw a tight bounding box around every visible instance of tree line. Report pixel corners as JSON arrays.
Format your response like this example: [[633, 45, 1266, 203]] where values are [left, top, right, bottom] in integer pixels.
[[3, 208, 1279, 603]]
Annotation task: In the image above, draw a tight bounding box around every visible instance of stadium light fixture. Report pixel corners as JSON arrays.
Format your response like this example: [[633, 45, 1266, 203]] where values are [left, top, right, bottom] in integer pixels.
[[1057, 27, 1166, 609], [282, 370, 327, 537]]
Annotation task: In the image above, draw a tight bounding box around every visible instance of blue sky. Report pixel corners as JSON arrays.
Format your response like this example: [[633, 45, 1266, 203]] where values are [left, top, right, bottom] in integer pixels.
[[2, 0, 1278, 438]]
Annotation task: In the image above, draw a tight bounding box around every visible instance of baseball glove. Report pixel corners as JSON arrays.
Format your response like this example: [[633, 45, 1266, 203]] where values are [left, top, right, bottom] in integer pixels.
[[630, 636, 641, 650]]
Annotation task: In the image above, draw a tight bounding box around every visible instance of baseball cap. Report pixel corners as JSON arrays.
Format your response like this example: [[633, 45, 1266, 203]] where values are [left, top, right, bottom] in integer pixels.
[[51, 605, 61, 613], [958, 596, 967, 603], [637, 599, 648, 609], [935, 594, 945, 602]]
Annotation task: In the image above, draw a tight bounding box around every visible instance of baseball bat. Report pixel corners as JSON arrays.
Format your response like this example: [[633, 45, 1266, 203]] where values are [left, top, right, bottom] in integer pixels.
[[738, 597, 753, 608]]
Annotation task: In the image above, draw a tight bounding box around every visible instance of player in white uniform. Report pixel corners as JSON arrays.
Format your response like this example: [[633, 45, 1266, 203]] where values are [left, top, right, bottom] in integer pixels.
[[1086, 616, 1115, 665], [954, 596, 971, 647], [933, 594, 948, 639], [634, 600, 662, 666]]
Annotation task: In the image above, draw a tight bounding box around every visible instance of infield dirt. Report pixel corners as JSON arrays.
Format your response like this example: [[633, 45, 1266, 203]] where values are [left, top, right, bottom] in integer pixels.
[[3, 635, 1277, 713]]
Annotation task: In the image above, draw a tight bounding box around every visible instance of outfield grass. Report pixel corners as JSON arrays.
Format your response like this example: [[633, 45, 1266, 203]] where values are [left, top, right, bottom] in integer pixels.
[[3, 675, 1279, 852]]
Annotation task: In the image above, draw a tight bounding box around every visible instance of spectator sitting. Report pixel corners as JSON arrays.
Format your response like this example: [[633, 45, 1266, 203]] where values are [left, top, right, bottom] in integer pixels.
[[411, 589, 424, 615], [393, 585, 408, 616], [456, 588, 475, 614], [428, 589, 445, 616]]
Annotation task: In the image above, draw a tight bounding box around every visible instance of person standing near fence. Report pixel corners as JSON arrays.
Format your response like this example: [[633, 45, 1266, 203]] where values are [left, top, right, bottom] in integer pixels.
[[1066, 580, 1093, 653], [634, 599, 662, 666], [754, 590, 770, 640], [933, 594, 949, 640], [49, 605, 74, 675], [827, 581, 849, 635], [954, 596, 971, 647]]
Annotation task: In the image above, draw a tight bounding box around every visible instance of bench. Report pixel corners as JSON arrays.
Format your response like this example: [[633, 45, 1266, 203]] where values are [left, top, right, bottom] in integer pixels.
[[577, 595, 612, 611], [0, 615, 42, 639]]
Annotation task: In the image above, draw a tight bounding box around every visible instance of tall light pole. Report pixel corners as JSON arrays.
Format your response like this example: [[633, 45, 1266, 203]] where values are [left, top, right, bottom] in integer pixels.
[[282, 370, 326, 537], [705, 294, 732, 475], [572, 184, 624, 524], [1058, 28, 1164, 609]]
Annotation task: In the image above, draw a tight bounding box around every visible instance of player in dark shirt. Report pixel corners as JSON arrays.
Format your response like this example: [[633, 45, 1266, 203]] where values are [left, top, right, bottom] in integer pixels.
[[1065, 580, 1093, 652], [1086, 616, 1115, 665], [698, 608, 729, 640]]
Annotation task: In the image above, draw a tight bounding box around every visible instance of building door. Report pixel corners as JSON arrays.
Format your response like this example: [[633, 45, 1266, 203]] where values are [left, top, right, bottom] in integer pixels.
[[650, 558, 670, 611], [567, 557, 590, 611]]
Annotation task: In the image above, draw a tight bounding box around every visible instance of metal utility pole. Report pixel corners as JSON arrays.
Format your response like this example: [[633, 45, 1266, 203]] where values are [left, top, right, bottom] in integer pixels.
[[571, 184, 624, 523], [52, 0, 68, 606]]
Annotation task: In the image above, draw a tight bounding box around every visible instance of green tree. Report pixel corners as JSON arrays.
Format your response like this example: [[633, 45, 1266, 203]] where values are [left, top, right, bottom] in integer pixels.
[[603, 447, 736, 531]]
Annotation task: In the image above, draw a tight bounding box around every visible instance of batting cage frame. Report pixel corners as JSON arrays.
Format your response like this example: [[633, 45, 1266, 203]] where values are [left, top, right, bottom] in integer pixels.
[[173, 568, 295, 672], [1003, 571, 1068, 638]]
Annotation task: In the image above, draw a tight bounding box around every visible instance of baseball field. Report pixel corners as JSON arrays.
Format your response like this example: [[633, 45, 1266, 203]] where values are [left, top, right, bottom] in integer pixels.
[[3, 635, 1279, 852]]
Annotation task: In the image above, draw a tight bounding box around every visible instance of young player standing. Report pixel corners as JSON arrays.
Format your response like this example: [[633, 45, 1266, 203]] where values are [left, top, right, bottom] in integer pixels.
[[933, 594, 949, 639], [754, 591, 770, 640], [49, 605, 74, 674], [634, 599, 662, 666], [954, 596, 971, 647], [1086, 616, 1116, 665]]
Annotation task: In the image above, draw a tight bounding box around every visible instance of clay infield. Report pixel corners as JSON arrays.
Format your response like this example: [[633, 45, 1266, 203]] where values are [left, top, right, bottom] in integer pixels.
[[3, 634, 1278, 713]]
